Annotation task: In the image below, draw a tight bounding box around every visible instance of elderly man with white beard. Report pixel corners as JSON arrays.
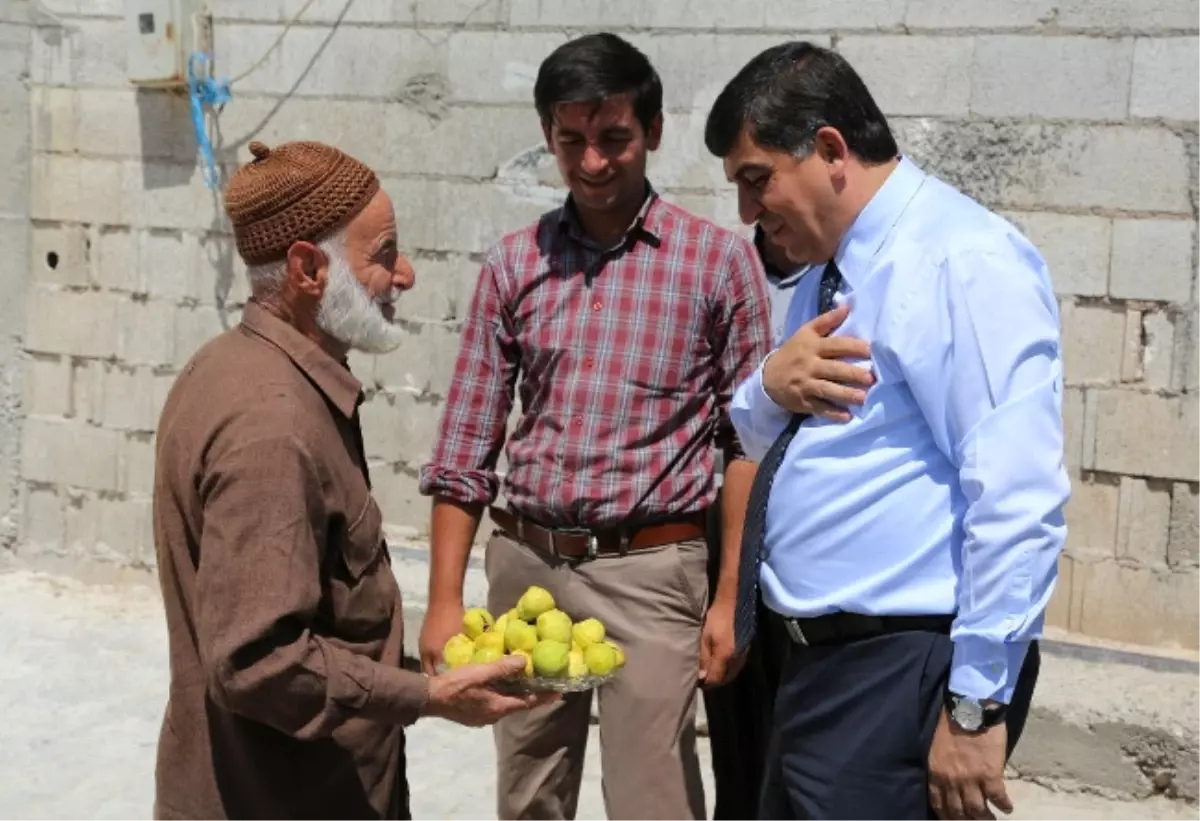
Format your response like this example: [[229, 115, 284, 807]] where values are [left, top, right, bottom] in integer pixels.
[[150, 140, 552, 821]]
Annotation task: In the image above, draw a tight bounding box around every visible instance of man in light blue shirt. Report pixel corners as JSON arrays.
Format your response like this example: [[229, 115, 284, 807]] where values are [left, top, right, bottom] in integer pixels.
[[705, 42, 1070, 820]]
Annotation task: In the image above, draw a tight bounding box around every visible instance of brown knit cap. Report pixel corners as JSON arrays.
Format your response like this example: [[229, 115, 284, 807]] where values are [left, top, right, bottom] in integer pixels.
[[224, 140, 380, 266]]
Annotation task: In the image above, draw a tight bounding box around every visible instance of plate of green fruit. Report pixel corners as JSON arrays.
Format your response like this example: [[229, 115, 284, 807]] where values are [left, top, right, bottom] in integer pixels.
[[441, 584, 626, 693]]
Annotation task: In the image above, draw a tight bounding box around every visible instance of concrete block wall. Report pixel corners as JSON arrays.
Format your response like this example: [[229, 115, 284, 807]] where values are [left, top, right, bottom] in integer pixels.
[[4, 0, 1198, 651]]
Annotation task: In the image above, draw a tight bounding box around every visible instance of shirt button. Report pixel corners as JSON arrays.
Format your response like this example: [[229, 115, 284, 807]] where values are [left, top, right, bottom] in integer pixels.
[[592, 301, 602, 311], [573, 417, 583, 427], [584, 357, 594, 369]]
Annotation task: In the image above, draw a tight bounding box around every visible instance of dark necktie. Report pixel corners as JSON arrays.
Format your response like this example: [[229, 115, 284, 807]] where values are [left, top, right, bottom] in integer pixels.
[[733, 260, 843, 653]]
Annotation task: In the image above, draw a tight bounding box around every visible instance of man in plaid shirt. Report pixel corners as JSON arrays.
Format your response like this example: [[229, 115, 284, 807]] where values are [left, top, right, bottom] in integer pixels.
[[417, 32, 772, 820]]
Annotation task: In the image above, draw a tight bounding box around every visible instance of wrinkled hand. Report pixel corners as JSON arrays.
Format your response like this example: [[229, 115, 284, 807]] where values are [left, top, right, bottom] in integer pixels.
[[419, 599, 466, 675], [928, 711, 1012, 820], [698, 598, 743, 688], [423, 655, 559, 727], [762, 302, 875, 422]]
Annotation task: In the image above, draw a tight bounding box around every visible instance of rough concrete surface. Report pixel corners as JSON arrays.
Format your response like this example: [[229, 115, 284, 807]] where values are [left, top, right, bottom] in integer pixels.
[[1, 562, 1197, 820]]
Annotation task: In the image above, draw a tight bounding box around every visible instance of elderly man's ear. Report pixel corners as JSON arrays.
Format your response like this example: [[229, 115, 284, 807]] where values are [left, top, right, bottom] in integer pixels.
[[285, 241, 329, 299]]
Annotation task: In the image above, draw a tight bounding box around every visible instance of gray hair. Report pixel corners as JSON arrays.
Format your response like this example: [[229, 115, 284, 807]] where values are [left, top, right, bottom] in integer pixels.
[[243, 227, 347, 297]]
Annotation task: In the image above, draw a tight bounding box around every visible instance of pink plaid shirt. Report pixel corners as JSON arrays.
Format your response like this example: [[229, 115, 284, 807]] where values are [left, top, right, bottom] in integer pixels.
[[418, 189, 773, 528]]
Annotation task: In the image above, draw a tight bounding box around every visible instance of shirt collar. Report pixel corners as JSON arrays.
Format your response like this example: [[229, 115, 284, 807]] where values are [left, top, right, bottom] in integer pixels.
[[833, 155, 926, 287], [557, 181, 663, 252], [240, 299, 364, 419]]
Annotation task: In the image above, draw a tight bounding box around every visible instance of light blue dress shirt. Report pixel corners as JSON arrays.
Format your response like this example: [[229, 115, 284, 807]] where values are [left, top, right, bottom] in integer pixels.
[[730, 156, 1071, 703]]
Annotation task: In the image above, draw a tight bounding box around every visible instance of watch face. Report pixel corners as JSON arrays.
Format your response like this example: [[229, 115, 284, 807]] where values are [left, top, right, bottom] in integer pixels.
[[953, 699, 984, 731]]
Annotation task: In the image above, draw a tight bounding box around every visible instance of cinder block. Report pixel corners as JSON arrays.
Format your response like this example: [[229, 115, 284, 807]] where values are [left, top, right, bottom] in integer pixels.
[[93, 227, 140, 292], [372, 322, 464, 400], [29, 222, 89, 287], [139, 230, 190, 300], [1115, 477, 1172, 567], [96, 497, 154, 568], [999, 212, 1111, 298], [74, 88, 197, 163], [636, 34, 831, 111], [218, 96, 542, 182], [123, 161, 222, 232], [209, 0, 405, 24], [904, 0, 1057, 30], [1060, 301, 1127, 385], [395, 254, 482, 324], [896, 120, 1192, 215], [1064, 475, 1119, 561], [1131, 37, 1200, 121], [29, 86, 76, 154], [1109, 219, 1195, 304], [190, 232, 249, 308], [1053, 0, 1200, 33], [220, 24, 445, 99], [1044, 555, 1074, 631], [507, 0, 741, 29], [121, 434, 157, 496], [414, 0, 505, 24], [649, 110, 746, 192], [1062, 387, 1085, 472], [115, 298, 177, 367], [22, 355, 72, 418], [448, 31, 567, 106], [71, 359, 104, 426], [757, 0, 907, 29], [24, 287, 119, 358], [835, 36, 973, 117], [21, 486, 63, 553], [1092, 390, 1199, 482], [1142, 310, 1176, 389], [1171, 311, 1198, 393], [971, 36, 1133, 120], [360, 390, 444, 465], [420, 179, 555, 255], [173, 305, 229, 369], [30, 154, 127, 225], [1072, 561, 1198, 650], [29, 18, 125, 88], [371, 462, 429, 534], [1167, 483, 1199, 569], [101, 366, 163, 433], [20, 416, 123, 491]]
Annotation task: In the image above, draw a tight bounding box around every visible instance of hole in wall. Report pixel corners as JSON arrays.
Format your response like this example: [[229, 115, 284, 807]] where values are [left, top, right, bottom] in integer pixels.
[[46, 251, 59, 270]]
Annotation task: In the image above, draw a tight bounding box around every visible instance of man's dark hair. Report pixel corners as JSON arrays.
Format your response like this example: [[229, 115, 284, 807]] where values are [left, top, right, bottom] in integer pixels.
[[705, 41, 898, 163], [534, 33, 663, 133]]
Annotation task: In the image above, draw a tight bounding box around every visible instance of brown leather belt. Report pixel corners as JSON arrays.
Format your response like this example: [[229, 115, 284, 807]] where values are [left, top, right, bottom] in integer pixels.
[[488, 506, 707, 561]]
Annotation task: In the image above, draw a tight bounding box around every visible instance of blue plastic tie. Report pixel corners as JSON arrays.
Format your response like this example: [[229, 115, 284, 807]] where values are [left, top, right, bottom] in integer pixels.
[[187, 51, 232, 190]]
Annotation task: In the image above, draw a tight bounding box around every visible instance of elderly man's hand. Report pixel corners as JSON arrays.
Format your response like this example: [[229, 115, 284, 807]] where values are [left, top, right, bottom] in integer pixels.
[[423, 656, 559, 727], [762, 303, 875, 422]]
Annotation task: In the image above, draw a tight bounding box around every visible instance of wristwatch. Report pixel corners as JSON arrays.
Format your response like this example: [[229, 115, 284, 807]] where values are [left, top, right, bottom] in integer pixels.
[[944, 692, 1007, 733]]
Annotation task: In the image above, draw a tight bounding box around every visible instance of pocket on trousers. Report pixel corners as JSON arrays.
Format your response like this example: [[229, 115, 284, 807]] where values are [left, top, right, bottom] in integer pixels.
[[670, 538, 710, 621]]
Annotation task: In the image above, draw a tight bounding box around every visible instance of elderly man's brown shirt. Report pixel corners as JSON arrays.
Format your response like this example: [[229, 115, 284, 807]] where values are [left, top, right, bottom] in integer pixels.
[[152, 300, 429, 820]]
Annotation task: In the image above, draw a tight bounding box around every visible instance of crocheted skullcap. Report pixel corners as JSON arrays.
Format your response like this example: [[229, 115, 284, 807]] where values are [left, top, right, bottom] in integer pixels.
[[224, 140, 380, 266]]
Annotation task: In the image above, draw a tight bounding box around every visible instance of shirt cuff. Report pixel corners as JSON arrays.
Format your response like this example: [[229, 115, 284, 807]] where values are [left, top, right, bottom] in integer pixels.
[[363, 664, 430, 727], [749, 353, 792, 427], [948, 637, 1029, 704]]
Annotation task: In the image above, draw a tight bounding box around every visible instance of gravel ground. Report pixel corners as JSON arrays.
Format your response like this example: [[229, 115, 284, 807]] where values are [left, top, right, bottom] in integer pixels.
[[0, 568, 1193, 821]]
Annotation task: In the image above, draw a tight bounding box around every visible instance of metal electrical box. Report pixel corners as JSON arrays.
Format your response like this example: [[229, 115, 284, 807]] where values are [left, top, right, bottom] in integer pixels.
[[124, 0, 213, 87]]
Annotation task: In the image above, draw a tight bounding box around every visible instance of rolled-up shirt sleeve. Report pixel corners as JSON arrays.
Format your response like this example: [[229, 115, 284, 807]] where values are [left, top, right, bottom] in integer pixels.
[[197, 428, 429, 739], [899, 245, 1070, 704], [713, 235, 775, 463], [418, 247, 520, 505]]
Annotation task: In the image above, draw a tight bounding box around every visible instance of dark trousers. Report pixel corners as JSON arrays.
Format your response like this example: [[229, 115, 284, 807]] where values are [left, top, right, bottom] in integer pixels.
[[761, 627, 1040, 820], [702, 501, 787, 820]]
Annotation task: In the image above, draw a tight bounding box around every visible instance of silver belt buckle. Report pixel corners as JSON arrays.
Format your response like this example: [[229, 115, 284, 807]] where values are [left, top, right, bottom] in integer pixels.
[[785, 619, 809, 646], [586, 533, 598, 560]]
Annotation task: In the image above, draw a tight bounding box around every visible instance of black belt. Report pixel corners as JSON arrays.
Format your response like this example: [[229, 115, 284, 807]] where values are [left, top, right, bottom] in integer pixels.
[[779, 612, 954, 647]]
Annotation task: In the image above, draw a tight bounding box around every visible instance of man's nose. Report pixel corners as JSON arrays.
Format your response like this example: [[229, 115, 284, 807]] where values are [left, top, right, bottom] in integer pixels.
[[737, 186, 763, 226], [581, 145, 607, 175], [394, 255, 415, 291]]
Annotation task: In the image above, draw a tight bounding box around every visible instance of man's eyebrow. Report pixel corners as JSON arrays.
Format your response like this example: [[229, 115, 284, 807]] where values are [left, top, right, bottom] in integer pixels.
[[729, 162, 770, 183]]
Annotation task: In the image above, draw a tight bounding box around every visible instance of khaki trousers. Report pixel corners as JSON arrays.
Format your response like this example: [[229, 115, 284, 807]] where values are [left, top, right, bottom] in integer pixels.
[[484, 530, 709, 820]]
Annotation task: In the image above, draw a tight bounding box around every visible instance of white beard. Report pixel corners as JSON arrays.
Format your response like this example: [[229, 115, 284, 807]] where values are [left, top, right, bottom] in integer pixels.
[[316, 248, 404, 354]]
